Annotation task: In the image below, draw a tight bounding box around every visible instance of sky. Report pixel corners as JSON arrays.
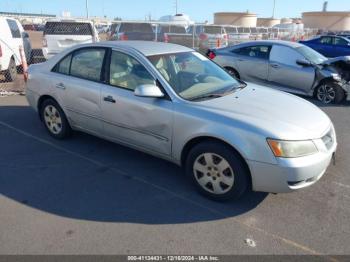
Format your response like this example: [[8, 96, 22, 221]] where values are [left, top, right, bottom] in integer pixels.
[[1, 0, 349, 22]]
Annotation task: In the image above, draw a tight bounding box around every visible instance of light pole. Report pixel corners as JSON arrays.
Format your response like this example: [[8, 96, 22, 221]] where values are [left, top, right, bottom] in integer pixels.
[[272, 0, 276, 18], [86, 0, 89, 19], [174, 0, 178, 14]]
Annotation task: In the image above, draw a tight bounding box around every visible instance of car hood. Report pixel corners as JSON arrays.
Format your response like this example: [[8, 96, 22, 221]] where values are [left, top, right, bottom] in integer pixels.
[[196, 84, 331, 140], [323, 56, 350, 65]]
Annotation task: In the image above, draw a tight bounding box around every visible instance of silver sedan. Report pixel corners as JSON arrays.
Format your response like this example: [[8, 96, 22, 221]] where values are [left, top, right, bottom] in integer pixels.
[[26, 41, 337, 201]]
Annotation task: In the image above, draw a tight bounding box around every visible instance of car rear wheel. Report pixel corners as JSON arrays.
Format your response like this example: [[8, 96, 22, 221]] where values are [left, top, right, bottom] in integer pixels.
[[40, 99, 71, 139], [316, 82, 345, 104], [186, 141, 249, 201], [5, 58, 17, 82]]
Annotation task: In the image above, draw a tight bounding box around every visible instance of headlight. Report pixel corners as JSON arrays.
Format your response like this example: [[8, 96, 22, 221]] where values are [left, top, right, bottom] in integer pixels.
[[331, 73, 341, 81], [267, 139, 318, 158]]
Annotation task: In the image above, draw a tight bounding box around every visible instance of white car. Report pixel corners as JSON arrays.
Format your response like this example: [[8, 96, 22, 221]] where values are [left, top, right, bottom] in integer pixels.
[[0, 17, 32, 81], [42, 19, 100, 60]]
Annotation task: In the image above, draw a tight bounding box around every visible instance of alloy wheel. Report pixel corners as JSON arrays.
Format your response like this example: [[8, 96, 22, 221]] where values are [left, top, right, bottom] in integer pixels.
[[43, 105, 63, 135], [317, 84, 336, 104], [193, 153, 235, 195]]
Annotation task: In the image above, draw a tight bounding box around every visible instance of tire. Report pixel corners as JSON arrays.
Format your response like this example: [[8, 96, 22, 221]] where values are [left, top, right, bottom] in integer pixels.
[[315, 81, 345, 104], [185, 141, 249, 201], [40, 99, 72, 139], [5, 58, 17, 82], [225, 67, 240, 79]]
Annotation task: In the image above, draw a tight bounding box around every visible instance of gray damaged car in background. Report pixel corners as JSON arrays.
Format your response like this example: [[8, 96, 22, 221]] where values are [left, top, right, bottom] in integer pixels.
[[208, 40, 350, 104]]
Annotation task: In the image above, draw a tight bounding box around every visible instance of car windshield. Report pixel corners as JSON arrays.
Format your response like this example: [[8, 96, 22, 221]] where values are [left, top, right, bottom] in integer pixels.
[[297, 46, 328, 65], [147, 52, 243, 101], [44, 22, 93, 35]]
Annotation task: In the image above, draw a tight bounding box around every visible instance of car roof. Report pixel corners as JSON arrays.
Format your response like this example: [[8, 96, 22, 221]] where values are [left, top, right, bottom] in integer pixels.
[[94, 41, 194, 56], [231, 40, 304, 49]]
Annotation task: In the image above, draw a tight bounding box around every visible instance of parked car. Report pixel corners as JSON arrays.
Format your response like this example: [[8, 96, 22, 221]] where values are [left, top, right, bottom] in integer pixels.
[[208, 40, 350, 104], [26, 41, 337, 201], [158, 24, 194, 47], [189, 25, 228, 53], [0, 17, 32, 81], [23, 24, 36, 31], [42, 20, 99, 60], [109, 22, 156, 41], [300, 35, 350, 57]]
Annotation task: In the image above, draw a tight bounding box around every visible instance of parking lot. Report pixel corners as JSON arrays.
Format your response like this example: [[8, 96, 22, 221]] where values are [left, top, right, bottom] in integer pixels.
[[0, 94, 349, 256]]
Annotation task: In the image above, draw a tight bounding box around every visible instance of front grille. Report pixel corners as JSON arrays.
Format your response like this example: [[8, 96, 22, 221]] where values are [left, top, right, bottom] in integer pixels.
[[322, 129, 335, 150]]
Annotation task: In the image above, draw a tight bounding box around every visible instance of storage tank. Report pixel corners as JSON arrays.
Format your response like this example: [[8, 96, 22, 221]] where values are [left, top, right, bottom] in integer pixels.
[[257, 18, 281, 27], [302, 12, 350, 31], [214, 12, 257, 27], [281, 18, 293, 24]]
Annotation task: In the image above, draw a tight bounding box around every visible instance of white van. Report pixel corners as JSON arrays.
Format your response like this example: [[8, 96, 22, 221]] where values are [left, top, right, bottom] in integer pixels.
[[42, 19, 99, 60], [0, 17, 32, 81]]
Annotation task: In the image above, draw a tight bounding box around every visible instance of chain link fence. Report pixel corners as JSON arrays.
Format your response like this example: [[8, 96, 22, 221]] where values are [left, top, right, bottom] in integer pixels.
[[0, 19, 320, 95]]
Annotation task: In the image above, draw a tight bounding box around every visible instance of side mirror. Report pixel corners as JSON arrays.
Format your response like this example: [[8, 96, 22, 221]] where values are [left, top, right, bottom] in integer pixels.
[[22, 32, 29, 38], [134, 84, 164, 98], [296, 59, 312, 67]]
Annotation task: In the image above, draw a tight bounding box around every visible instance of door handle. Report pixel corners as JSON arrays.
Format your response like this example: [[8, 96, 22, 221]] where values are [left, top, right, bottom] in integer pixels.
[[55, 83, 66, 89], [103, 95, 116, 103], [270, 64, 279, 69]]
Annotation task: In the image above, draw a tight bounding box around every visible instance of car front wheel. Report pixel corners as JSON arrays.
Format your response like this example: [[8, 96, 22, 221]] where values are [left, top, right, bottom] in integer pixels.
[[316, 81, 345, 104], [186, 141, 249, 201], [40, 99, 71, 139]]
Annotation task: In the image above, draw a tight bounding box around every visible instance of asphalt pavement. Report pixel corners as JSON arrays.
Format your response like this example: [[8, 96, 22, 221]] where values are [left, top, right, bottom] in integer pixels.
[[0, 95, 349, 256]]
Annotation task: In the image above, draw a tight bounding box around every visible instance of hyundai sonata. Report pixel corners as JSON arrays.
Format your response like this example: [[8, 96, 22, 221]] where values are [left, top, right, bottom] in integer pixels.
[[26, 41, 337, 200]]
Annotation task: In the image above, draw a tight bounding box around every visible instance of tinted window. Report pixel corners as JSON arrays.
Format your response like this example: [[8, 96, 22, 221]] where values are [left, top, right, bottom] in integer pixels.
[[54, 54, 72, 75], [233, 45, 271, 60], [119, 23, 153, 33], [6, 19, 21, 38], [70, 48, 106, 81], [44, 22, 93, 35], [109, 51, 155, 91], [319, 36, 332, 44], [334, 37, 349, 46], [270, 45, 304, 66], [160, 26, 187, 34]]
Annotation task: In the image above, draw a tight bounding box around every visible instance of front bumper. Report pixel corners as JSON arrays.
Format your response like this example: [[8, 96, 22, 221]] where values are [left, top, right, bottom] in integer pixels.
[[248, 128, 337, 193]]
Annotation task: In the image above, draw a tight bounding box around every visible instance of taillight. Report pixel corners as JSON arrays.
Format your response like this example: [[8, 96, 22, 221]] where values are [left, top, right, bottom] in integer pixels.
[[42, 38, 47, 47], [207, 50, 216, 60], [0, 44, 2, 57], [199, 33, 208, 41], [119, 33, 128, 41], [163, 33, 170, 43]]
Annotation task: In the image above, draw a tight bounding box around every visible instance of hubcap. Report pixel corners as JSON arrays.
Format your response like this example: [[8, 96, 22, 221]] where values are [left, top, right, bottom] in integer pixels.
[[317, 85, 336, 104], [193, 153, 234, 195], [43, 105, 62, 135]]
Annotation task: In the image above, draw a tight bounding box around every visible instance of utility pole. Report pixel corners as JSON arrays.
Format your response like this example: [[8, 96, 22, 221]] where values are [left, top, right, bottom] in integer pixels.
[[174, 0, 178, 14], [272, 0, 276, 18], [86, 0, 89, 19]]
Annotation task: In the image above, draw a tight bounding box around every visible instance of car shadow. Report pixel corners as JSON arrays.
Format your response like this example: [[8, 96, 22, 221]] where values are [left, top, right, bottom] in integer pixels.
[[0, 105, 267, 224]]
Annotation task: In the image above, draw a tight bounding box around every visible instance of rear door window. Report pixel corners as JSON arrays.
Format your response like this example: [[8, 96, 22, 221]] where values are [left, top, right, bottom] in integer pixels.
[[233, 45, 271, 60], [6, 19, 21, 38], [44, 22, 93, 35], [70, 48, 106, 81], [333, 37, 349, 46], [53, 54, 72, 75]]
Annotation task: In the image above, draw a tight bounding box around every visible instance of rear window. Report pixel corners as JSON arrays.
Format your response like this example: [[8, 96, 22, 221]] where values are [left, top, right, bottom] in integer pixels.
[[160, 26, 187, 34], [203, 26, 222, 34], [119, 23, 153, 33], [44, 22, 93, 35]]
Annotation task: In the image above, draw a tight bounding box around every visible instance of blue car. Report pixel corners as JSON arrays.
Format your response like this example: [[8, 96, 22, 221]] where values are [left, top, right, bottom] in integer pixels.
[[300, 35, 350, 57]]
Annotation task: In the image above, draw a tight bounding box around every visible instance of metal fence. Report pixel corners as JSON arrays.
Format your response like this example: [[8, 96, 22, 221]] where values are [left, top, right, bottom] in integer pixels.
[[0, 20, 319, 95]]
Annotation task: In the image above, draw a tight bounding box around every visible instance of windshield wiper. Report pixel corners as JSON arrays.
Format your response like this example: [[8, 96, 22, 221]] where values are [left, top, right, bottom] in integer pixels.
[[189, 93, 224, 101]]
